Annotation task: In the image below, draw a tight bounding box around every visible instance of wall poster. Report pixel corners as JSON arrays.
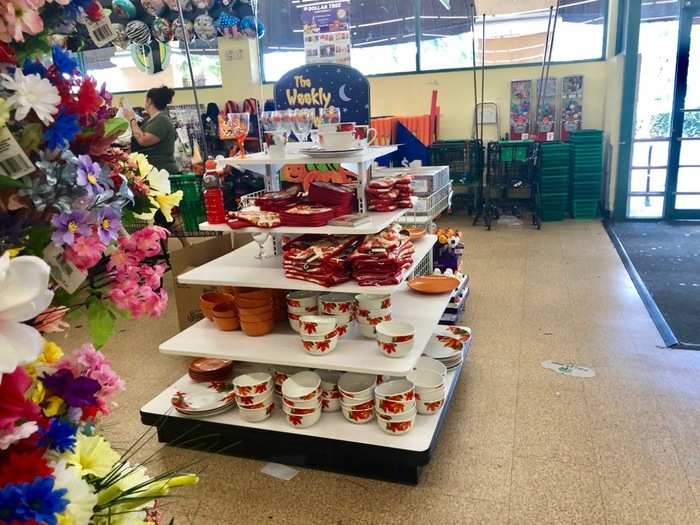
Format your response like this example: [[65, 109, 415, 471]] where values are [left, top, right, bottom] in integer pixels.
[[534, 77, 557, 141], [298, 0, 352, 66], [510, 80, 531, 140], [560, 75, 583, 141]]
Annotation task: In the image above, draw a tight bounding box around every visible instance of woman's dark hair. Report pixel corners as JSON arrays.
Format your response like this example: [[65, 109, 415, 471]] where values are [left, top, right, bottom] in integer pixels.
[[146, 85, 175, 110]]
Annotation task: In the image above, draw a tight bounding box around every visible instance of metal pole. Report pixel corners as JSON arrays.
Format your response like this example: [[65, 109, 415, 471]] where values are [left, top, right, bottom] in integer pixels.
[[535, 6, 554, 134], [542, 1, 560, 139], [471, 2, 479, 140], [480, 14, 485, 144], [175, 0, 208, 159]]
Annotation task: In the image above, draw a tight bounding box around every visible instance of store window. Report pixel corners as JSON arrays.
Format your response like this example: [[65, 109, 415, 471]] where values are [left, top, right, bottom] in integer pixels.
[[261, 0, 608, 83], [82, 41, 222, 94]]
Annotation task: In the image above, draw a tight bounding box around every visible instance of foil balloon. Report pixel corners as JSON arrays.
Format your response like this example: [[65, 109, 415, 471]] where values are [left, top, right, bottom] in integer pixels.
[[141, 0, 165, 17], [239, 15, 263, 39], [152, 17, 174, 42], [192, 0, 213, 9], [215, 12, 240, 38], [125, 20, 152, 45], [112, 23, 129, 48], [111, 0, 137, 19], [164, 0, 192, 11], [172, 17, 194, 41], [194, 14, 217, 41]]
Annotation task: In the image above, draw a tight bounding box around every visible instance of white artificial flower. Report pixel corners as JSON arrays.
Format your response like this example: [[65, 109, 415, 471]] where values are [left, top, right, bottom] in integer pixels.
[[0, 252, 54, 378], [52, 459, 98, 525], [145, 168, 172, 196], [0, 421, 38, 450], [1, 69, 61, 125]]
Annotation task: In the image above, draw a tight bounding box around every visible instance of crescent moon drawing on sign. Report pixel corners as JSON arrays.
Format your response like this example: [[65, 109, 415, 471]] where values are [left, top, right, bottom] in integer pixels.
[[339, 84, 352, 102]]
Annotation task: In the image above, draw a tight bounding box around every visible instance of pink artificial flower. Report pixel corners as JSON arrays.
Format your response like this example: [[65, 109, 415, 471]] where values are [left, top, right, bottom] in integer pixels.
[[144, 288, 168, 318], [108, 246, 139, 272], [141, 263, 167, 289], [64, 234, 106, 271], [32, 306, 70, 333], [129, 227, 167, 258], [0, 421, 38, 450], [72, 344, 125, 408], [0, 367, 41, 437], [1, 0, 45, 43], [74, 343, 108, 370]]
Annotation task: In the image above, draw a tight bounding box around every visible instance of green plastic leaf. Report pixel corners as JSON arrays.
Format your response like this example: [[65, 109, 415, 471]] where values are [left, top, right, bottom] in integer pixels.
[[23, 225, 52, 257], [104, 117, 128, 138], [19, 123, 43, 153], [0, 175, 28, 189], [87, 299, 116, 349]]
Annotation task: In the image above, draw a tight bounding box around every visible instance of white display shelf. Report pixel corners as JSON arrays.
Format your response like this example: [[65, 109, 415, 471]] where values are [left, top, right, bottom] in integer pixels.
[[176, 234, 437, 295], [159, 282, 453, 375], [140, 367, 458, 452], [215, 145, 397, 167], [198, 209, 409, 235]]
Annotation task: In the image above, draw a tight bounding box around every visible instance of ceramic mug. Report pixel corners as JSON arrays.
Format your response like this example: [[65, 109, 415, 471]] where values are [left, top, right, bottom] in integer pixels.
[[338, 122, 356, 132], [319, 131, 356, 150], [354, 125, 377, 146]]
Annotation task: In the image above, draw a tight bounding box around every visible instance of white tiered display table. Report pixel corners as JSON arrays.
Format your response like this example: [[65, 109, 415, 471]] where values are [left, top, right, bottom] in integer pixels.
[[140, 147, 465, 483]]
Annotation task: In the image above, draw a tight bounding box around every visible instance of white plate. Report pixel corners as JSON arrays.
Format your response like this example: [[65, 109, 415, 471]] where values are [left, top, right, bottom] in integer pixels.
[[423, 326, 471, 360], [300, 147, 364, 157], [170, 382, 236, 413]]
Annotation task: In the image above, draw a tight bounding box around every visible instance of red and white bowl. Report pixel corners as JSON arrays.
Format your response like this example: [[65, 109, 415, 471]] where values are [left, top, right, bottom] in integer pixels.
[[233, 372, 272, 396], [375, 397, 415, 415], [376, 410, 416, 435], [415, 386, 445, 403], [274, 366, 304, 391], [406, 369, 444, 390], [417, 397, 444, 415], [355, 293, 392, 311], [286, 291, 319, 310], [288, 304, 319, 315], [282, 401, 320, 415], [287, 311, 302, 333], [332, 312, 354, 325], [299, 315, 337, 336], [300, 333, 339, 355], [413, 356, 447, 378], [375, 379, 415, 402], [238, 401, 274, 422], [376, 321, 415, 344], [377, 339, 413, 358], [282, 391, 321, 409], [319, 371, 340, 392], [341, 404, 375, 424], [319, 293, 354, 316], [355, 306, 391, 322], [338, 372, 376, 400], [282, 371, 321, 399], [321, 396, 340, 412], [285, 407, 322, 428], [376, 404, 416, 422], [236, 390, 273, 408], [340, 397, 374, 410]]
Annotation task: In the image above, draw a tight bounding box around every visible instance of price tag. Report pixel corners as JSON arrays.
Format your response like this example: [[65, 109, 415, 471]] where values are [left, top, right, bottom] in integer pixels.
[[43, 243, 87, 294], [82, 15, 116, 48], [546, 132, 555, 141], [521, 133, 529, 140], [0, 127, 34, 179]]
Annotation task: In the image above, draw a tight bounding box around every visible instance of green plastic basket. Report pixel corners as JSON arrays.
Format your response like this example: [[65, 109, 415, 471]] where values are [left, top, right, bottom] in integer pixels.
[[570, 199, 599, 219], [540, 176, 570, 193], [170, 172, 207, 233], [429, 140, 482, 183], [499, 140, 534, 162]]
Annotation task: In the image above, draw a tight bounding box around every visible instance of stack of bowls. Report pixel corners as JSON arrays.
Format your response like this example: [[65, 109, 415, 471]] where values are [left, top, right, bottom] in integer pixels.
[[318, 293, 354, 338], [374, 379, 417, 434], [273, 365, 304, 397], [338, 372, 376, 424], [212, 301, 239, 331], [233, 372, 274, 422], [375, 321, 415, 358], [413, 356, 447, 379], [318, 371, 341, 412], [298, 315, 338, 355], [406, 369, 445, 415], [281, 371, 322, 427], [355, 293, 392, 339], [200, 291, 235, 322], [235, 288, 275, 336], [188, 358, 234, 382], [286, 291, 319, 332]]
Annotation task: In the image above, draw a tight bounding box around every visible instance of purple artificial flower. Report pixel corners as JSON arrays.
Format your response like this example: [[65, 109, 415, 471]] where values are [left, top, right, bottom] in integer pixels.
[[76, 154, 105, 195], [40, 368, 101, 408], [95, 207, 122, 244], [51, 210, 91, 246]]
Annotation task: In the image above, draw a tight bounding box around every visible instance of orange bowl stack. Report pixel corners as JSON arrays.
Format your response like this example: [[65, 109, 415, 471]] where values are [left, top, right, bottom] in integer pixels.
[[234, 288, 275, 336]]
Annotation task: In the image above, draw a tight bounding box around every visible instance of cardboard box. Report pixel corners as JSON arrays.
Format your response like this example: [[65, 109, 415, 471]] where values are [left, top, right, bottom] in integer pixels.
[[170, 235, 237, 330]]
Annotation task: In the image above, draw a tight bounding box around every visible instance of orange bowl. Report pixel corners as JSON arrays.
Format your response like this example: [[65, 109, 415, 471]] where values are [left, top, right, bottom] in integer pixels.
[[240, 318, 274, 337], [237, 302, 273, 316], [214, 315, 240, 331], [407, 276, 460, 295], [235, 296, 273, 309], [235, 288, 273, 301], [200, 292, 235, 321], [212, 301, 238, 319]]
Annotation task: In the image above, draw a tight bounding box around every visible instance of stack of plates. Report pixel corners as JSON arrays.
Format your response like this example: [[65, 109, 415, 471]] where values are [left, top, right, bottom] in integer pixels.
[[422, 326, 472, 371], [170, 382, 236, 417], [188, 358, 234, 382]]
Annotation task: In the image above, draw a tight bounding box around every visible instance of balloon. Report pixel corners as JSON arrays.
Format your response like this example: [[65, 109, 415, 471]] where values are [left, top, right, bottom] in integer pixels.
[[239, 15, 263, 39], [194, 14, 217, 40], [112, 22, 129, 48], [125, 20, 152, 45], [215, 12, 239, 38], [192, 0, 213, 9], [111, 0, 137, 19], [152, 17, 174, 42], [172, 18, 194, 41], [141, 0, 165, 17], [164, 0, 192, 11]]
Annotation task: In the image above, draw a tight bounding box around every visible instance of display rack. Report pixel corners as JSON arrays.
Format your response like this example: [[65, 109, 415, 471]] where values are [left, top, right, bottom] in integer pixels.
[[141, 147, 463, 483]]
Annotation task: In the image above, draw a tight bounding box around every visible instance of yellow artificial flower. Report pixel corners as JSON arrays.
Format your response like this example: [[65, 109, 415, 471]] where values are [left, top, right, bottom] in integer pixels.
[[5, 247, 22, 257], [43, 396, 65, 417], [41, 341, 64, 364], [132, 153, 153, 178], [0, 97, 11, 128], [31, 381, 46, 405], [154, 190, 183, 222], [63, 433, 121, 478]]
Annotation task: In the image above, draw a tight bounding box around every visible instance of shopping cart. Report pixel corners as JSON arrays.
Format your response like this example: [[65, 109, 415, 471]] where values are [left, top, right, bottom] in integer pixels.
[[428, 139, 484, 215], [473, 140, 540, 230]]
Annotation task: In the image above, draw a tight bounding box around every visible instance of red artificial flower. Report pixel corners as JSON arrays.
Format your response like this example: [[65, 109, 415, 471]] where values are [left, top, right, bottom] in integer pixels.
[[69, 78, 102, 117], [81, 403, 106, 421], [0, 42, 16, 65], [0, 368, 41, 427], [84, 1, 103, 21], [0, 449, 52, 486]]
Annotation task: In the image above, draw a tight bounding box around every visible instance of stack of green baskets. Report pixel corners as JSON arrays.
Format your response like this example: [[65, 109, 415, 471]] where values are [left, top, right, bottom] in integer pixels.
[[538, 142, 570, 221], [169, 172, 207, 234], [569, 129, 603, 219]]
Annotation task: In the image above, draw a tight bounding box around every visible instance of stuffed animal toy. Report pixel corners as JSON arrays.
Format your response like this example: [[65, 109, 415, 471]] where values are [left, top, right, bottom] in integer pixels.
[[434, 227, 464, 273]]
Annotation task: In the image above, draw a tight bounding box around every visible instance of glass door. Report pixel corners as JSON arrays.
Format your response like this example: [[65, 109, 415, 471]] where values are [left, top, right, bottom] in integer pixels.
[[667, 2, 700, 218]]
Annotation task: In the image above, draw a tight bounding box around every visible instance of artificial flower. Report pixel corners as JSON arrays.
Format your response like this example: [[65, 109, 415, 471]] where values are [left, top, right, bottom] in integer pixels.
[[52, 459, 97, 525], [39, 418, 77, 453], [31, 378, 46, 403], [62, 432, 120, 478], [63, 234, 105, 271], [0, 476, 68, 525], [33, 307, 70, 334], [0, 0, 45, 44], [60, 344, 124, 409], [42, 341, 65, 363], [95, 207, 121, 244], [128, 226, 168, 258], [83, 0, 102, 21], [1, 68, 60, 124], [0, 420, 37, 450], [134, 190, 183, 222], [0, 41, 16, 64], [0, 448, 53, 485], [76, 154, 105, 194], [0, 252, 53, 376], [50, 210, 91, 246], [43, 395, 65, 417], [69, 77, 102, 117], [44, 111, 81, 150], [22, 57, 47, 77], [41, 368, 101, 408], [0, 96, 11, 127], [51, 44, 77, 74]]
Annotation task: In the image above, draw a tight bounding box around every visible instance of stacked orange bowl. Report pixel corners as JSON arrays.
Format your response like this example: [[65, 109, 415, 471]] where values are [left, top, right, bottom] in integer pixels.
[[234, 288, 275, 336]]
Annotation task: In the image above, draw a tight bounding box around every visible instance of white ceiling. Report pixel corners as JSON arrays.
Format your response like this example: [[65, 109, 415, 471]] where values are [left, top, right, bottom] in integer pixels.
[[475, 0, 556, 16]]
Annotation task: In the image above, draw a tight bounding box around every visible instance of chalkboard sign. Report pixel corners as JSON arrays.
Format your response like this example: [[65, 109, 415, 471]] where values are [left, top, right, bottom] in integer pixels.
[[274, 64, 370, 126]]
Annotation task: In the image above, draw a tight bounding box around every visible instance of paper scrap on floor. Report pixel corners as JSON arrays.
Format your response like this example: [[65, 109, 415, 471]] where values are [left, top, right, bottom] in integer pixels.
[[541, 360, 595, 378], [261, 463, 299, 481]]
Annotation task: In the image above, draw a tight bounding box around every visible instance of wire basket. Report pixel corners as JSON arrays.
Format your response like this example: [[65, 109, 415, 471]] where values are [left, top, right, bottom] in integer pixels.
[[398, 182, 452, 226], [410, 250, 434, 278], [428, 140, 483, 184]]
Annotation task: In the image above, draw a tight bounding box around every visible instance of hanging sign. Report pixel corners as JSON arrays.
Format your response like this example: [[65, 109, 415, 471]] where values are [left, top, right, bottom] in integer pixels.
[[560, 75, 583, 141], [509, 80, 531, 140], [297, 0, 352, 66], [534, 77, 557, 141]]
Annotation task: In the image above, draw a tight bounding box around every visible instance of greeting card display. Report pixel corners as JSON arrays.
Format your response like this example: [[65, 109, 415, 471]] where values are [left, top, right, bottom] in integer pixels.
[[534, 78, 557, 141], [560, 75, 584, 142], [510, 80, 531, 140]]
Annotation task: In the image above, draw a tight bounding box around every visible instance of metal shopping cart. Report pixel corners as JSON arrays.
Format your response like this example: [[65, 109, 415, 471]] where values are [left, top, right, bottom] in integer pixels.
[[473, 140, 541, 230], [428, 139, 484, 215]]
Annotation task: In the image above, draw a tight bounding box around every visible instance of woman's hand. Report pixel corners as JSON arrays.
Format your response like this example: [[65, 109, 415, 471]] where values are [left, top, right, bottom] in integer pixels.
[[123, 107, 135, 122]]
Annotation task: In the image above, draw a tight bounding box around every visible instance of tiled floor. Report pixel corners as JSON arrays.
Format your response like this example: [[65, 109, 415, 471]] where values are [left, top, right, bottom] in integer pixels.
[[59, 218, 700, 524]]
